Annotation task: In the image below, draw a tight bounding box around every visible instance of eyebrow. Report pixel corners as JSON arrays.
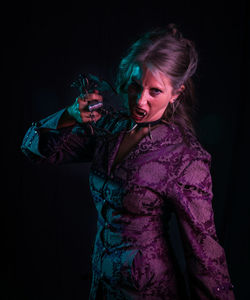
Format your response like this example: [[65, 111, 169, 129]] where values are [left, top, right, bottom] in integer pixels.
[[130, 76, 165, 93]]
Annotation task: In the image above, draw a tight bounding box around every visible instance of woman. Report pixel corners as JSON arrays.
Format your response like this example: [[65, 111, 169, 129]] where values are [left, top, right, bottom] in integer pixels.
[[21, 24, 235, 299]]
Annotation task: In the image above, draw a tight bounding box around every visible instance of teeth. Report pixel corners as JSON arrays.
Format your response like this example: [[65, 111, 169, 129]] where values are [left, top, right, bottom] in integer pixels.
[[135, 108, 147, 116]]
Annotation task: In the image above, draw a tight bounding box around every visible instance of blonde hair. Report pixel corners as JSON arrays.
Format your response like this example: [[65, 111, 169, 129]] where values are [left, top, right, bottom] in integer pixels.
[[116, 24, 199, 137]]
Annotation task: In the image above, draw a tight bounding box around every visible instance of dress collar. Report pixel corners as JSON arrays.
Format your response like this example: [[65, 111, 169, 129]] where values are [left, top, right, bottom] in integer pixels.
[[126, 118, 166, 139]]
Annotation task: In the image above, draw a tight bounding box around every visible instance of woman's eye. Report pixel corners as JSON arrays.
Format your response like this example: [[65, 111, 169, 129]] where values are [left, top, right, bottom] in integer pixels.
[[150, 88, 162, 95]]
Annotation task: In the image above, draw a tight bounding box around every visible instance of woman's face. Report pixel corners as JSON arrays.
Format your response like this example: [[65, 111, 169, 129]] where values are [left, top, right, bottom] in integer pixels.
[[127, 65, 180, 123]]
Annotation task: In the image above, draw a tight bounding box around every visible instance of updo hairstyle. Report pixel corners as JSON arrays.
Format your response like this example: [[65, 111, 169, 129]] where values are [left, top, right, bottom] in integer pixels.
[[116, 23, 199, 136]]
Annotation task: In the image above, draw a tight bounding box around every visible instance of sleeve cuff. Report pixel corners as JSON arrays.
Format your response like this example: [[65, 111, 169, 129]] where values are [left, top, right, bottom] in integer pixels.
[[21, 108, 67, 158], [34, 108, 67, 129], [213, 282, 235, 299]]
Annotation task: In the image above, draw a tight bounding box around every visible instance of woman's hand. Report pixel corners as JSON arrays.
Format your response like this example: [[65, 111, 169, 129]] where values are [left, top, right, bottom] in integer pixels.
[[57, 90, 103, 129], [67, 90, 103, 123]]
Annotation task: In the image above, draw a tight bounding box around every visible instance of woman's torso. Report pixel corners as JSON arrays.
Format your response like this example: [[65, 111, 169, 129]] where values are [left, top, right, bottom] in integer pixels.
[[88, 119, 189, 299]]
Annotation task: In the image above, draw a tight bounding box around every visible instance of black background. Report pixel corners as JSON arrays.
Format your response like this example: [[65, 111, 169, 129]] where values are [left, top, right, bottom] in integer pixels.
[[4, 1, 249, 299]]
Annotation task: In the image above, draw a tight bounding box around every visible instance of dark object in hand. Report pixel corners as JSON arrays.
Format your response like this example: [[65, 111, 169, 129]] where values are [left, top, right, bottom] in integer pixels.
[[71, 73, 117, 113], [71, 73, 117, 97]]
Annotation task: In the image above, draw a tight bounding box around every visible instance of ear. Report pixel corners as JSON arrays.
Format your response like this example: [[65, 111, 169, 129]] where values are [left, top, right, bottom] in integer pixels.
[[170, 84, 185, 103]]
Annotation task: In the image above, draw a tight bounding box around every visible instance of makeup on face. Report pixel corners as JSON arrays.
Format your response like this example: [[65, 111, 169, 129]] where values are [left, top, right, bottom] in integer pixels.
[[127, 65, 176, 123]]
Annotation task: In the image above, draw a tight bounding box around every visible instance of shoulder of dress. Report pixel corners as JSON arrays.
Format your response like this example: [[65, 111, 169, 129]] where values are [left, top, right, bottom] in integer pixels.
[[186, 132, 211, 162], [160, 123, 211, 162], [153, 122, 184, 146], [178, 130, 212, 171]]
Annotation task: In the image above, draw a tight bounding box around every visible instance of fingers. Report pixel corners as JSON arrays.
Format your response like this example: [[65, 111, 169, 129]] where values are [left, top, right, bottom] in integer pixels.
[[78, 91, 103, 102], [80, 111, 102, 123], [68, 91, 103, 123], [77, 92, 103, 110]]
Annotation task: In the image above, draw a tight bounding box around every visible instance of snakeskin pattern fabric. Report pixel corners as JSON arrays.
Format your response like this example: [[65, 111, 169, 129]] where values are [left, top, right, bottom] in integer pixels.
[[21, 109, 235, 299]]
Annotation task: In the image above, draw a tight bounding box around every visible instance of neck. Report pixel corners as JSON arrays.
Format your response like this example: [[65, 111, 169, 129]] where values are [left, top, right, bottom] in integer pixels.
[[126, 117, 163, 137], [136, 118, 163, 127]]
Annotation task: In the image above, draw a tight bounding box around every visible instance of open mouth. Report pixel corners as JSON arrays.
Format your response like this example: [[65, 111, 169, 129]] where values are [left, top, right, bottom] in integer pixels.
[[131, 107, 147, 121]]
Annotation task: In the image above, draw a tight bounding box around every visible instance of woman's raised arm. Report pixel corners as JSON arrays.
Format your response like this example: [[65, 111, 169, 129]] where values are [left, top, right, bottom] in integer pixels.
[[21, 90, 106, 165]]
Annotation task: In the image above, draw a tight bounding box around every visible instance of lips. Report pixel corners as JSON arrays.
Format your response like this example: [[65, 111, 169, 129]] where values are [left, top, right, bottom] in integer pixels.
[[131, 107, 147, 121]]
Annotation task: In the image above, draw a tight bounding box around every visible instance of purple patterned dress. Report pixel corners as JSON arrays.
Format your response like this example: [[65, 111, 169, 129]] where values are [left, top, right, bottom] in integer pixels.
[[21, 109, 235, 299]]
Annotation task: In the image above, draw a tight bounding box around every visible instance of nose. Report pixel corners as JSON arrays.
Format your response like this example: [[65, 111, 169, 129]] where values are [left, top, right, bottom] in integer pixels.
[[136, 89, 147, 107]]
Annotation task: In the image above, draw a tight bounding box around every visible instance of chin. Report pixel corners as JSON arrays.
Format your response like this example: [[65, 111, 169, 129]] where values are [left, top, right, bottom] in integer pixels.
[[131, 115, 145, 123]]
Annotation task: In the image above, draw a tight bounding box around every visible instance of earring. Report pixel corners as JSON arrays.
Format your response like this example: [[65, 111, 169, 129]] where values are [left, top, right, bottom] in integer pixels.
[[170, 98, 180, 122]]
